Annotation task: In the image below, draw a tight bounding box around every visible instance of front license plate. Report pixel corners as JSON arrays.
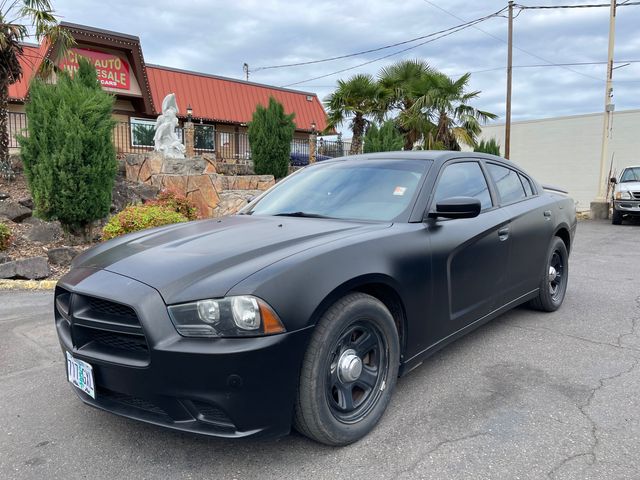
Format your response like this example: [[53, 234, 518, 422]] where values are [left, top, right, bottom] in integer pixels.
[[66, 351, 95, 399]]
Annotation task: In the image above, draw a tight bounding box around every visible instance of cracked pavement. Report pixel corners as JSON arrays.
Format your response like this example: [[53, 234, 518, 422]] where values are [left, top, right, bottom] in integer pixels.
[[1, 220, 639, 479]]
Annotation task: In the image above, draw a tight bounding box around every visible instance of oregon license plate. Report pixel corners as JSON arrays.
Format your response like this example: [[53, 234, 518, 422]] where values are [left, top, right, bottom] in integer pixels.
[[66, 352, 95, 399]]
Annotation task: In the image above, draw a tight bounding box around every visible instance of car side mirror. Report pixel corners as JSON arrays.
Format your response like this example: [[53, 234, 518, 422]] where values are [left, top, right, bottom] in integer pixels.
[[427, 197, 481, 220], [610, 177, 617, 184]]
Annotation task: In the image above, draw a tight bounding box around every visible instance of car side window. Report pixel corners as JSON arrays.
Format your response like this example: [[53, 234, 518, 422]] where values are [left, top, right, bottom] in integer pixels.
[[433, 162, 492, 211], [519, 173, 534, 196], [487, 163, 527, 204]]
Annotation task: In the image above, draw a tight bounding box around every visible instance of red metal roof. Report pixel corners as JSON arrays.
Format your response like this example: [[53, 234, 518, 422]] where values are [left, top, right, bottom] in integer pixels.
[[145, 65, 327, 132], [10, 42, 328, 132], [8, 43, 47, 101]]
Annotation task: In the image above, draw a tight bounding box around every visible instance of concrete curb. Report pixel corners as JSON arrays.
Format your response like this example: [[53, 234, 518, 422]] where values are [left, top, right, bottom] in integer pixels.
[[0, 279, 57, 290]]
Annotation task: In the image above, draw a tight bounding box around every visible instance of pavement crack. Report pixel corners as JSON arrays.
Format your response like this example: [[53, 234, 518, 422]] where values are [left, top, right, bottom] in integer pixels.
[[546, 357, 640, 479], [616, 294, 640, 349], [397, 431, 490, 477]]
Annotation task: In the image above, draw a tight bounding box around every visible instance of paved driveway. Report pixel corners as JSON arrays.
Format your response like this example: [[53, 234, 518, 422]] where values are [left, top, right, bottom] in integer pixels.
[[1, 220, 638, 480]]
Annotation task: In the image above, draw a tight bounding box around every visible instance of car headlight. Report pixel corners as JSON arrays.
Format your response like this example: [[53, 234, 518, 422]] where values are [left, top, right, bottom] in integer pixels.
[[615, 191, 632, 200], [168, 295, 285, 337]]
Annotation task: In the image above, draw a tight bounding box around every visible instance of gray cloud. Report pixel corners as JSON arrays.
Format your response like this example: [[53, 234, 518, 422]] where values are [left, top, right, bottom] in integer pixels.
[[53, 0, 640, 130]]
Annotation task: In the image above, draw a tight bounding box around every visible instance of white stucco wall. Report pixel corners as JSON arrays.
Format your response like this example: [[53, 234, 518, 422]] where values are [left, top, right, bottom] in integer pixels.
[[474, 109, 640, 211]]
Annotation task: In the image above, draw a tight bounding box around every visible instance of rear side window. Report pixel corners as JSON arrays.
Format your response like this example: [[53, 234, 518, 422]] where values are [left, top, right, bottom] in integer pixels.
[[487, 163, 526, 204], [519, 173, 534, 196], [434, 162, 492, 210]]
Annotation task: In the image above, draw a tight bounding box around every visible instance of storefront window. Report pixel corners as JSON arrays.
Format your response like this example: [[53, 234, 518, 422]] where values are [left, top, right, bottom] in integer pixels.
[[194, 125, 215, 151], [130, 118, 155, 147]]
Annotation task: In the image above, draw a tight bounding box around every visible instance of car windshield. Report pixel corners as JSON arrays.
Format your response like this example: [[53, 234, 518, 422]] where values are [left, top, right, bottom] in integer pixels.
[[243, 159, 428, 222], [620, 167, 640, 182]]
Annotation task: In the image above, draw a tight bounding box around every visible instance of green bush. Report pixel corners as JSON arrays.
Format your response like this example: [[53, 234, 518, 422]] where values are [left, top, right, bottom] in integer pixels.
[[0, 223, 11, 251], [102, 205, 187, 240], [248, 97, 296, 179], [363, 121, 404, 153], [18, 58, 117, 235], [146, 188, 199, 221], [474, 138, 501, 156]]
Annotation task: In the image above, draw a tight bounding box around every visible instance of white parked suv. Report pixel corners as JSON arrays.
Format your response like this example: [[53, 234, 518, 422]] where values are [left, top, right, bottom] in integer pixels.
[[610, 166, 640, 225]]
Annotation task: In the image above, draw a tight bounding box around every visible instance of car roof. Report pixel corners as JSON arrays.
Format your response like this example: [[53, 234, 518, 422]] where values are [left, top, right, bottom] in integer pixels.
[[320, 150, 510, 169]]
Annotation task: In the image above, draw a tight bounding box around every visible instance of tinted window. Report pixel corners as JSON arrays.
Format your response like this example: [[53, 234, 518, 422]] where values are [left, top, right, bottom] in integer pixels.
[[246, 160, 427, 222], [434, 162, 492, 210], [519, 173, 534, 196], [487, 164, 526, 203]]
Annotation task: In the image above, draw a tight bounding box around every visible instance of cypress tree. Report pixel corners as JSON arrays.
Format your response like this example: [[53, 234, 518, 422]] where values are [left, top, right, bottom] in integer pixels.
[[18, 58, 116, 235], [248, 97, 295, 179], [363, 120, 404, 153]]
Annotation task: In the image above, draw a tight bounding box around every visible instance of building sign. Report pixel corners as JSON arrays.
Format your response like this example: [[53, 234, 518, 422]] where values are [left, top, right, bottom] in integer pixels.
[[59, 48, 130, 90]]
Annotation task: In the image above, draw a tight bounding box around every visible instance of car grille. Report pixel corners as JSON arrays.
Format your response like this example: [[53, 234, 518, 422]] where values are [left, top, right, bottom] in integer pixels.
[[191, 400, 234, 428], [99, 388, 172, 422], [631, 191, 640, 200], [55, 287, 149, 363]]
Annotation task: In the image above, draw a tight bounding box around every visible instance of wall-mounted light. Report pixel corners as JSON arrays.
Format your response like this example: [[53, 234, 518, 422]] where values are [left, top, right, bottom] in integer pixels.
[[186, 104, 193, 122], [310, 121, 316, 133]]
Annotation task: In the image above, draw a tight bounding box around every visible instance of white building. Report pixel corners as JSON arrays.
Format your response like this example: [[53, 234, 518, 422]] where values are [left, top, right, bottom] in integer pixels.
[[475, 109, 640, 211]]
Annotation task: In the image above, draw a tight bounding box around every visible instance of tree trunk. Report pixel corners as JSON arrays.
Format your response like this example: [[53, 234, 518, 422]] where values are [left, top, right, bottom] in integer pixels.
[[0, 82, 9, 168], [350, 115, 365, 155]]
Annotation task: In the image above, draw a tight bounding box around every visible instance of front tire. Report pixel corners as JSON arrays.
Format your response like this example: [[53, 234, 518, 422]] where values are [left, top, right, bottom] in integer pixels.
[[294, 293, 400, 446], [611, 209, 623, 225], [529, 237, 569, 312]]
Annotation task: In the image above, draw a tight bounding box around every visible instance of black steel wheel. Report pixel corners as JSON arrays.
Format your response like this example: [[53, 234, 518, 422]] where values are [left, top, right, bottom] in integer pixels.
[[294, 293, 400, 446], [530, 236, 569, 312], [611, 209, 623, 225]]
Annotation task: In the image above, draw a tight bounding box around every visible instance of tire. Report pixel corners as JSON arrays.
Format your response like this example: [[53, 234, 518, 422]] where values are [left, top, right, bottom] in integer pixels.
[[294, 292, 400, 446], [529, 236, 569, 312], [611, 209, 623, 225]]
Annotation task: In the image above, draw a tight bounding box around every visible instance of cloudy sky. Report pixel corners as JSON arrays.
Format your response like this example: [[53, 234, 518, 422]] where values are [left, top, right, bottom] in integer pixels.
[[52, 0, 640, 127]]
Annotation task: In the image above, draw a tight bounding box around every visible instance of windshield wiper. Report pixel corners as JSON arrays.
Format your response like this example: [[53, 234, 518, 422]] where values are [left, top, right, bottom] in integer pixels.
[[273, 211, 333, 219]]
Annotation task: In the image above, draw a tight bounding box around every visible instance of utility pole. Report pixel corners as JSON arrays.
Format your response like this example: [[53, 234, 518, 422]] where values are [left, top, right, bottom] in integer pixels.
[[243, 63, 249, 81], [591, 0, 616, 219], [505, 0, 514, 159]]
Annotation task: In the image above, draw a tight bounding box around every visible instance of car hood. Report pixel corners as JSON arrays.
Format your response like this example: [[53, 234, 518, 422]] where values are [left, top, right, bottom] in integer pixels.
[[73, 215, 389, 304], [617, 181, 640, 192]]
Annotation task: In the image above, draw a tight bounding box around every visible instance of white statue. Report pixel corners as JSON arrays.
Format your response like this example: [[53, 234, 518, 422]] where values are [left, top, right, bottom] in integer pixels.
[[154, 93, 186, 158]]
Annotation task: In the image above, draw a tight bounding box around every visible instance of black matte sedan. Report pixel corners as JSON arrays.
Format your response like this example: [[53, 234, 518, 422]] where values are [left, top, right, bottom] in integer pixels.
[[55, 151, 576, 445]]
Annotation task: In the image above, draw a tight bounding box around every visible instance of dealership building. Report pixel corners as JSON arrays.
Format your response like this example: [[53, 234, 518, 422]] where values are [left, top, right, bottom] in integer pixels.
[[8, 22, 328, 159]]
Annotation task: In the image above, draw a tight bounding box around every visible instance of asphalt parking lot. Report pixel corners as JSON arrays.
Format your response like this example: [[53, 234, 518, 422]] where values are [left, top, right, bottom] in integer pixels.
[[1, 219, 638, 480]]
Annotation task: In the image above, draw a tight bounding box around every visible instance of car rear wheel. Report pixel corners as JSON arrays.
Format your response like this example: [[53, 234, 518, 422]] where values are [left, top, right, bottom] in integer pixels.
[[529, 236, 569, 312], [611, 209, 623, 225], [294, 292, 399, 446]]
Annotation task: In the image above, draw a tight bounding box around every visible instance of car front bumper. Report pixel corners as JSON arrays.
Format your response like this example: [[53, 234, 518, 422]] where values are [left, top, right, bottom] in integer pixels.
[[614, 200, 640, 215], [55, 268, 312, 439]]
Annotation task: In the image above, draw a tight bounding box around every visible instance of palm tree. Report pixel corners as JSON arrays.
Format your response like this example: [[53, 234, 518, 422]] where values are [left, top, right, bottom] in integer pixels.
[[324, 74, 384, 155], [1, 0, 73, 172], [413, 72, 497, 150], [378, 59, 434, 150]]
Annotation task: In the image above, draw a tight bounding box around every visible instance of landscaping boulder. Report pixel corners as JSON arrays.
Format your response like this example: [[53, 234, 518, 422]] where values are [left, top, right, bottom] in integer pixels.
[[0, 252, 10, 264], [47, 247, 79, 266], [0, 192, 9, 200], [0, 256, 50, 280], [23, 218, 63, 243], [18, 197, 34, 209], [0, 201, 31, 223]]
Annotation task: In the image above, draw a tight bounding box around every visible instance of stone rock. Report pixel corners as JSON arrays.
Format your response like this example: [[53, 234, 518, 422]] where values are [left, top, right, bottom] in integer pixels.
[[18, 197, 34, 209], [47, 247, 79, 266], [24, 218, 63, 243], [111, 176, 160, 213], [0, 192, 9, 200], [0, 200, 31, 222], [9, 154, 23, 172], [0, 252, 10, 264], [0, 256, 50, 280]]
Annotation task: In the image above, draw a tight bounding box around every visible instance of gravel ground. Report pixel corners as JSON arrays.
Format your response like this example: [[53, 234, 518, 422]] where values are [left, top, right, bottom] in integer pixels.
[[0, 219, 638, 480]]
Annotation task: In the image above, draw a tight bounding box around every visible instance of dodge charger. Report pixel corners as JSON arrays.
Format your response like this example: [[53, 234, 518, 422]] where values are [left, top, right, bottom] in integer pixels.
[[55, 151, 577, 445]]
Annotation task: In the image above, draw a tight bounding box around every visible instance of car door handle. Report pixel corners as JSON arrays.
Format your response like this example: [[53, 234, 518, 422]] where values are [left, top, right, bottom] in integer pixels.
[[544, 210, 552, 220], [498, 227, 510, 241]]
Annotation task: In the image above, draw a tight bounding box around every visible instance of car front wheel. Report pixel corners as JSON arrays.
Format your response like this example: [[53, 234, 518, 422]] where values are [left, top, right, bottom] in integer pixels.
[[294, 292, 400, 446], [530, 236, 569, 312], [611, 209, 623, 225]]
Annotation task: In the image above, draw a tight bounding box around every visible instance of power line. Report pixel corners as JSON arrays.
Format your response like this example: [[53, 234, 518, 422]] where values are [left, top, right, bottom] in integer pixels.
[[280, 11, 505, 88], [421, 0, 605, 82], [253, 7, 507, 73], [516, 2, 640, 9]]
